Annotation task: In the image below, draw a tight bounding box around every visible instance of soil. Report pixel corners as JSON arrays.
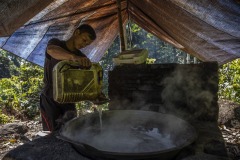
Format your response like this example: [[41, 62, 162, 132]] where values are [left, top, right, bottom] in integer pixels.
[[0, 99, 239, 160], [218, 99, 240, 160], [0, 120, 42, 159]]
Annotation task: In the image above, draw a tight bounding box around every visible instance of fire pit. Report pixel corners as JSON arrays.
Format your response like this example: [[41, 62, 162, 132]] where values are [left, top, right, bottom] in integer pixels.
[[58, 110, 197, 160]]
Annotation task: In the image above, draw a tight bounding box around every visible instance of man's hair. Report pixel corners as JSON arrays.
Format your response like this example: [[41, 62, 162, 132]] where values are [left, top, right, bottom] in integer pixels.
[[76, 24, 96, 40]]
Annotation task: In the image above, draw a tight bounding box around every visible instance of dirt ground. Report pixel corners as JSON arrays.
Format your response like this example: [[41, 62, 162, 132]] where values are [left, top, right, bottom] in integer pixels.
[[0, 99, 239, 159], [0, 120, 42, 159], [218, 99, 240, 160]]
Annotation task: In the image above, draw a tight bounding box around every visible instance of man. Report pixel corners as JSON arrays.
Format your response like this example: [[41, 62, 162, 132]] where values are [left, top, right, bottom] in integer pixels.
[[40, 24, 101, 132]]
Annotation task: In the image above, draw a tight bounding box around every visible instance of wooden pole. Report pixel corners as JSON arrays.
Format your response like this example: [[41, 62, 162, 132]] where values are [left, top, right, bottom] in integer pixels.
[[116, 0, 126, 52]]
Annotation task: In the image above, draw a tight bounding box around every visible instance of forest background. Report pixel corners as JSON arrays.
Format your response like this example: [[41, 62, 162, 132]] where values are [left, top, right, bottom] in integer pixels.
[[0, 23, 239, 124]]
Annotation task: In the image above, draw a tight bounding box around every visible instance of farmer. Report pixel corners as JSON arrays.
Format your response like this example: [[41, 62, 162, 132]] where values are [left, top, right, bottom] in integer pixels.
[[40, 24, 107, 132]]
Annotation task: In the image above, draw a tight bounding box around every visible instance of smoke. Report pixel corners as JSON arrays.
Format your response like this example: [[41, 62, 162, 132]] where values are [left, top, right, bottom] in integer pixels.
[[109, 84, 163, 112], [161, 66, 218, 121]]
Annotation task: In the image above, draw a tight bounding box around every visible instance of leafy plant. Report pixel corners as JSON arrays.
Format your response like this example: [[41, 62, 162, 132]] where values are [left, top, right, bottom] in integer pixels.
[[219, 59, 240, 103], [146, 58, 156, 64], [0, 109, 14, 124], [0, 50, 44, 121]]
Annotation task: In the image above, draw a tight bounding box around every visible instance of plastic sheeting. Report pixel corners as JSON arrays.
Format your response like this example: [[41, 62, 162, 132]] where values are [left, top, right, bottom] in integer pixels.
[[0, 0, 128, 66], [0, 0, 239, 66], [0, 0, 53, 37], [128, 0, 240, 64]]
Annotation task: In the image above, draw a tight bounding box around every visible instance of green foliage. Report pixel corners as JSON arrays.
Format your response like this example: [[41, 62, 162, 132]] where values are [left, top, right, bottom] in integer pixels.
[[0, 50, 43, 121], [146, 58, 156, 64], [0, 49, 21, 77], [219, 59, 240, 103], [99, 37, 120, 95], [128, 22, 191, 64], [0, 51, 11, 78], [0, 109, 14, 124]]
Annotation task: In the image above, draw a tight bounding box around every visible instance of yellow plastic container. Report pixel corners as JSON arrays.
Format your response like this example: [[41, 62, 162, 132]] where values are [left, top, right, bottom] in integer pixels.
[[52, 60, 103, 103], [113, 49, 148, 65]]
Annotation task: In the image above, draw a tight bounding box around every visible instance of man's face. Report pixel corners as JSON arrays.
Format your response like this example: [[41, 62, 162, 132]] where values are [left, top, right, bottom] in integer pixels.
[[73, 31, 93, 49]]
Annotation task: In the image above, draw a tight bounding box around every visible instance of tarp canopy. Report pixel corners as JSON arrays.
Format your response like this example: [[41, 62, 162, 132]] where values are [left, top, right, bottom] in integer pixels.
[[0, 0, 239, 66]]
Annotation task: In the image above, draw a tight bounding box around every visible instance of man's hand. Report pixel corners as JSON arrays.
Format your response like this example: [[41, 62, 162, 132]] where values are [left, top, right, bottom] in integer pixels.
[[47, 45, 92, 69], [72, 56, 92, 69]]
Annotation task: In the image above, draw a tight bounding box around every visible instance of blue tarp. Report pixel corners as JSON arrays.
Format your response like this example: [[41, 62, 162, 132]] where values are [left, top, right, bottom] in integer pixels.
[[0, 0, 239, 66]]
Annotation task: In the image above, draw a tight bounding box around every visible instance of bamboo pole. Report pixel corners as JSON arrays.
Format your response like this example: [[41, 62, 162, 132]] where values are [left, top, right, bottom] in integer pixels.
[[116, 0, 126, 52]]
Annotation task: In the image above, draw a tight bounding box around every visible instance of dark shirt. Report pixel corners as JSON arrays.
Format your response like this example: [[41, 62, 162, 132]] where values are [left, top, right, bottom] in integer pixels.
[[42, 38, 86, 98]]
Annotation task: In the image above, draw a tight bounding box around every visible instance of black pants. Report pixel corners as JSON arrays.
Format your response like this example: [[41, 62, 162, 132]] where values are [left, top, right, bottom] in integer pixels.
[[40, 93, 76, 131]]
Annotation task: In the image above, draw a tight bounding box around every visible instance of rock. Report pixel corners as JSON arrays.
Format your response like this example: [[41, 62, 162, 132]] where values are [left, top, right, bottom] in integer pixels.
[[0, 123, 28, 135], [2, 133, 90, 160]]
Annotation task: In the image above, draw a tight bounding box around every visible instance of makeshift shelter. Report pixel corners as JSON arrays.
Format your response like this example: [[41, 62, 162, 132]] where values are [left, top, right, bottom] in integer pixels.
[[0, 0, 239, 66]]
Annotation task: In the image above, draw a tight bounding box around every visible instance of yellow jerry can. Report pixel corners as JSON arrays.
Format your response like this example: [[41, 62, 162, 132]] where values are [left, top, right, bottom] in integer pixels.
[[53, 60, 103, 103]]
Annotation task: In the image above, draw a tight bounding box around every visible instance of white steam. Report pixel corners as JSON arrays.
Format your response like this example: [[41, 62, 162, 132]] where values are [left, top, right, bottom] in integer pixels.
[[161, 66, 217, 120], [61, 110, 196, 153]]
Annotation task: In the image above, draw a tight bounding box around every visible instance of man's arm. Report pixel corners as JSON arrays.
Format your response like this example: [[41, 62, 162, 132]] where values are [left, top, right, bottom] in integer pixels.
[[47, 44, 91, 68], [47, 45, 77, 60]]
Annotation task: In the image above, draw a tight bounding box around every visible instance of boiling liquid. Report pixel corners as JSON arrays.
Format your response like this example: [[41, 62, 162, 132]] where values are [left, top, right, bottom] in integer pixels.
[[76, 125, 176, 153], [97, 105, 103, 131]]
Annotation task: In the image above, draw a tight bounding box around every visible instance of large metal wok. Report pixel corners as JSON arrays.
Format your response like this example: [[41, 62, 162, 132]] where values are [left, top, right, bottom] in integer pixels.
[[58, 110, 197, 160]]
